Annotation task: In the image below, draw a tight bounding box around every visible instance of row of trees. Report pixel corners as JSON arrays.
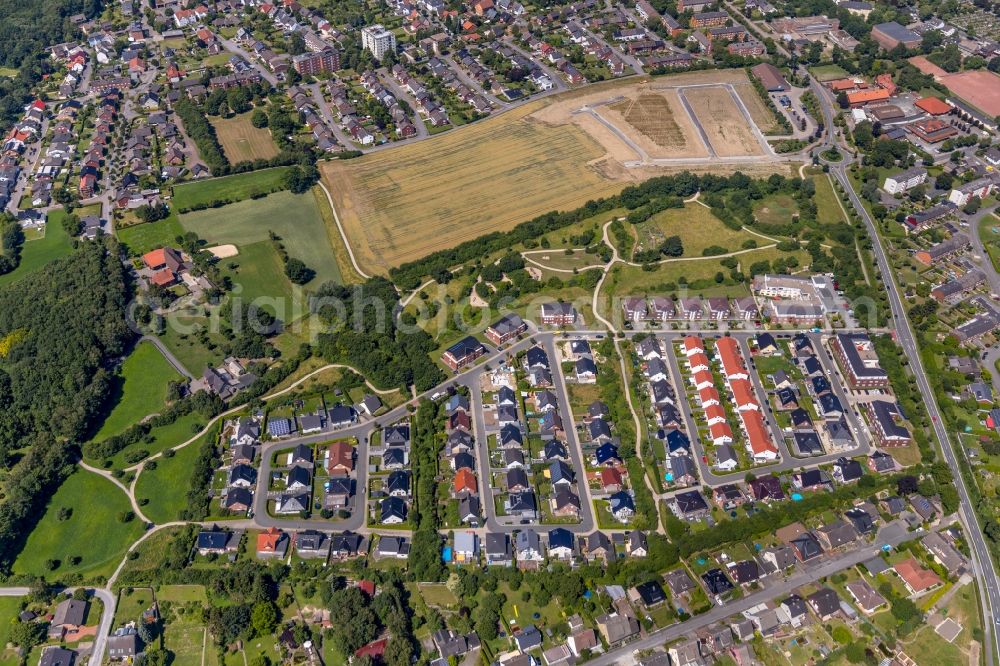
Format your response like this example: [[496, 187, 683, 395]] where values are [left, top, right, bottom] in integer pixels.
[[409, 399, 447, 582], [174, 98, 229, 175], [82, 389, 224, 462]]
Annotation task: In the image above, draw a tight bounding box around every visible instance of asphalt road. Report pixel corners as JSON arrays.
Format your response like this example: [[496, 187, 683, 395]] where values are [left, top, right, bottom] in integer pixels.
[[810, 71, 1000, 663], [589, 520, 916, 666], [833, 163, 1000, 665]]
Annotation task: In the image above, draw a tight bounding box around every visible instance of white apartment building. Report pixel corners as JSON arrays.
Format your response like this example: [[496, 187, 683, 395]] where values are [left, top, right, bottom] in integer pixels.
[[361, 24, 397, 60], [882, 167, 926, 195]]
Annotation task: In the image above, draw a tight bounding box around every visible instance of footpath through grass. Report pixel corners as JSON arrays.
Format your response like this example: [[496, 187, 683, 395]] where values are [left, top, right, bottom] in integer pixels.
[[90, 341, 183, 441], [13, 470, 144, 582], [135, 432, 210, 523]]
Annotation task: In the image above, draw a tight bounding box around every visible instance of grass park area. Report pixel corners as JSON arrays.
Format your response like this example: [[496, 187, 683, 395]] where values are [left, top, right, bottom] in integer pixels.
[[320, 100, 624, 274], [171, 167, 292, 210], [90, 341, 183, 441], [13, 470, 145, 581], [211, 113, 280, 163], [753, 193, 800, 227], [135, 428, 216, 523], [600, 243, 809, 304], [812, 171, 849, 226], [116, 212, 185, 256], [0, 209, 76, 287], [636, 204, 757, 258], [180, 189, 343, 289]]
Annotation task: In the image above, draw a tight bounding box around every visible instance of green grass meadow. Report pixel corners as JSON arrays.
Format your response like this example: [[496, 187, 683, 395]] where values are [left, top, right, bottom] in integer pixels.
[[180, 189, 343, 288], [171, 167, 292, 210], [0, 210, 75, 287], [13, 471, 144, 581], [116, 213, 185, 256], [134, 430, 212, 523], [90, 341, 182, 441]]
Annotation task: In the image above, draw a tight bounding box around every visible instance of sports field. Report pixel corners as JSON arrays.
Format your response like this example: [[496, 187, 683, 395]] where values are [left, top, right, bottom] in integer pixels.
[[211, 113, 280, 163], [13, 470, 145, 580], [936, 70, 1000, 117], [683, 87, 765, 157], [180, 189, 342, 289], [91, 341, 182, 441], [171, 167, 292, 210]]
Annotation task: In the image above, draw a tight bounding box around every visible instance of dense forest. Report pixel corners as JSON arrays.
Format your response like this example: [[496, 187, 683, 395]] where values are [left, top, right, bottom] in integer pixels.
[[312, 277, 445, 391], [0, 0, 101, 133], [0, 240, 134, 571]]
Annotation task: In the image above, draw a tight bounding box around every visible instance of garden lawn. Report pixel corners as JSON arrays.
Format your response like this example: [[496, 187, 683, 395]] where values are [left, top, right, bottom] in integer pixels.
[[415, 582, 459, 607], [114, 587, 155, 626], [180, 190, 343, 288], [91, 341, 183, 441], [0, 210, 74, 287], [171, 167, 292, 210], [116, 213, 185, 256], [134, 426, 216, 522], [0, 596, 23, 666], [13, 470, 145, 581]]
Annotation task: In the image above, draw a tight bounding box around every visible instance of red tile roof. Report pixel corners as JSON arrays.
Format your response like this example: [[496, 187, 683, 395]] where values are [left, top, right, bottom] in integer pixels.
[[915, 96, 951, 115]]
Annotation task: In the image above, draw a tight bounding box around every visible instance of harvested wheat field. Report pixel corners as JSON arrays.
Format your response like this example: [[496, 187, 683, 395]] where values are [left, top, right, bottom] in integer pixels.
[[323, 72, 788, 274], [320, 102, 627, 272], [600, 90, 709, 159], [683, 87, 765, 157], [211, 113, 279, 163]]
